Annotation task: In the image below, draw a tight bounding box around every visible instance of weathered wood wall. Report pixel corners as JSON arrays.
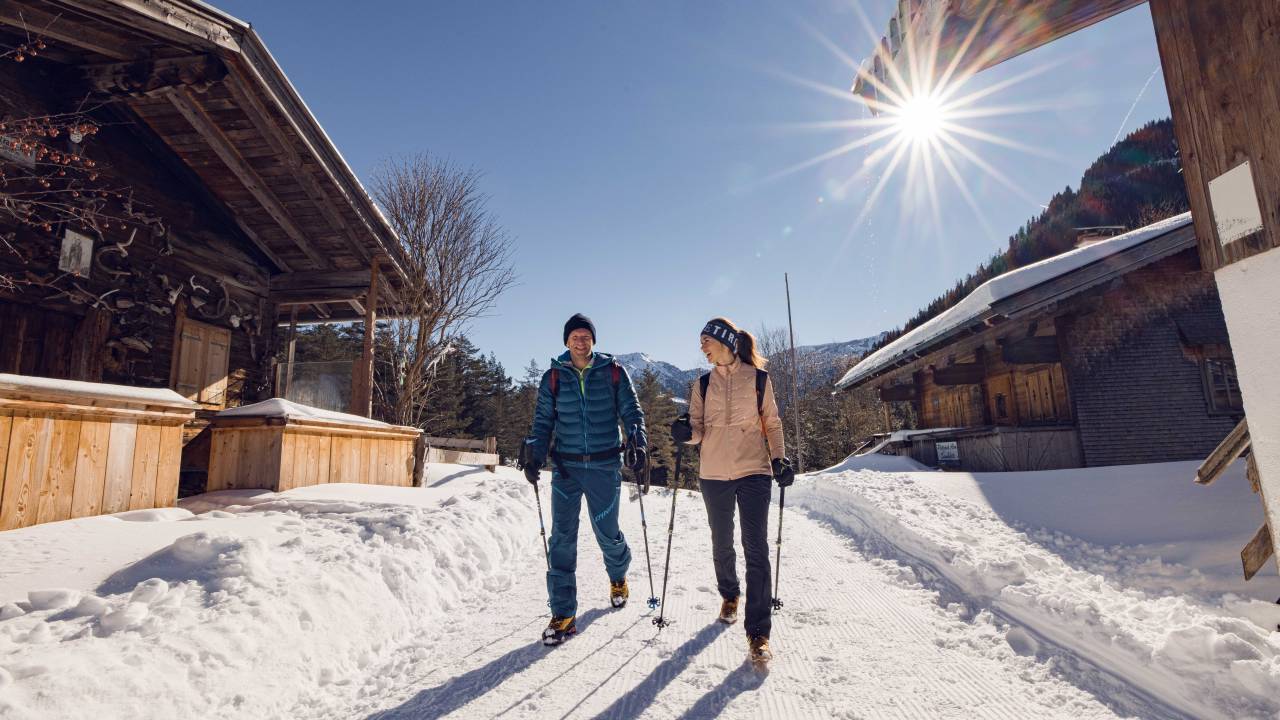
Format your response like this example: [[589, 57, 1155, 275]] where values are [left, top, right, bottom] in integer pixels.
[[0, 394, 193, 531], [1149, 0, 1280, 270], [207, 418, 421, 492], [0, 52, 277, 408]]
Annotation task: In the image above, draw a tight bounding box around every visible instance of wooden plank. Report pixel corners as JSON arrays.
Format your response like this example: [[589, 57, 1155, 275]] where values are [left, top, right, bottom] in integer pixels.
[[38, 418, 82, 524], [1196, 418, 1250, 485], [1000, 336, 1061, 365], [0, 415, 53, 529], [207, 428, 240, 492], [932, 363, 985, 386], [275, 431, 297, 492], [1247, 452, 1261, 494], [101, 420, 138, 515], [0, 1, 138, 61], [127, 423, 164, 511], [315, 434, 332, 485], [154, 426, 183, 507], [1242, 522, 1274, 581], [0, 414, 10, 523], [200, 325, 231, 409], [421, 436, 490, 450], [70, 419, 111, 518]]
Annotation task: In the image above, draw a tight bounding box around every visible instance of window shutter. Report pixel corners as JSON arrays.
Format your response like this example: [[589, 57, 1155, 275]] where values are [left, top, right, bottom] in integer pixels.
[[172, 319, 232, 409]]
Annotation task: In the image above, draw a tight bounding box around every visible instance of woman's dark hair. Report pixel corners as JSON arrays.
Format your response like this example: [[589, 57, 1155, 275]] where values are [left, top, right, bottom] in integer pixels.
[[709, 316, 767, 368]]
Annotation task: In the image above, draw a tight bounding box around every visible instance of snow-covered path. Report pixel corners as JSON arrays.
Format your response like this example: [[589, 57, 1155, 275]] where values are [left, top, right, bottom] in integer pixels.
[[330, 487, 1131, 720]]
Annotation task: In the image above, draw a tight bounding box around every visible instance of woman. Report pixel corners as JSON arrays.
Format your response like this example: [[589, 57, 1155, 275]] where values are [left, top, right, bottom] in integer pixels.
[[671, 317, 794, 663]]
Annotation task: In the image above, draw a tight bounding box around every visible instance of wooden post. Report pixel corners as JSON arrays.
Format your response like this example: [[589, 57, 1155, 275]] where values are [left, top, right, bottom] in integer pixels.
[[349, 260, 379, 418], [283, 305, 298, 399], [484, 436, 497, 472]]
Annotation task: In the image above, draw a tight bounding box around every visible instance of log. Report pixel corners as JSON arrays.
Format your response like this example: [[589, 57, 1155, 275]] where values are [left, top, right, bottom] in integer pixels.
[[932, 363, 985, 386], [1000, 336, 1061, 364]]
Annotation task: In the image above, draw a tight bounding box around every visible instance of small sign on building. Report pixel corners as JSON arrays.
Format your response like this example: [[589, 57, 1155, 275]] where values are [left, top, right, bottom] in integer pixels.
[[936, 440, 960, 466], [58, 229, 94, 277], [1208, 161, 1264, 246]]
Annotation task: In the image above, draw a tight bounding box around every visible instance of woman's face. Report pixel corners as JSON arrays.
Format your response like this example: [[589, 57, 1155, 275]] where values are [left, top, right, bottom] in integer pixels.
[[700, 334, 735, 366]]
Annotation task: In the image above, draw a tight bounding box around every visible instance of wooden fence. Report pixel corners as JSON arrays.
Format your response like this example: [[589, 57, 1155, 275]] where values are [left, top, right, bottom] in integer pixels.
[[414, 436, 499, 485]]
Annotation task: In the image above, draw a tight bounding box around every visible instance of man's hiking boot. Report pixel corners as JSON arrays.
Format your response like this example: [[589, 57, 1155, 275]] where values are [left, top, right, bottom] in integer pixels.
[[610, 579, 629, 608], [748, 635, 772, 663], [718, 596, 739, 624], [543, 615, 576, 646]]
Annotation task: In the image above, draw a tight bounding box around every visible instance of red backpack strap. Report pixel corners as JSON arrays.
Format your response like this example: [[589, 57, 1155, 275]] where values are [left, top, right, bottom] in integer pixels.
[[611, 363, 620, 386]]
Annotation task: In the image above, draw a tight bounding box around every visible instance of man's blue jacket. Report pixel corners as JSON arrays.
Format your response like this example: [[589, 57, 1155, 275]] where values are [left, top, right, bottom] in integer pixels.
[[524, 351, 646, 469]]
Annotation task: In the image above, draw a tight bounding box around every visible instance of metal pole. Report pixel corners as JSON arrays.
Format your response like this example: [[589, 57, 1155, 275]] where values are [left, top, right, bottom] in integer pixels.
[[653, 445, 684, 629], [785, 273, 803, 472], [771, 486, 785, 611], [636, 457, 659, 609], [533, 483, 550, 570]]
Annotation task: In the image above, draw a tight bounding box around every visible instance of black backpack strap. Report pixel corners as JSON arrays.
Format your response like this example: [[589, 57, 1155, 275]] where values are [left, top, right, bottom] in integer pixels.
[[755, 369, 767, 417], [699, 373, 710, 403]]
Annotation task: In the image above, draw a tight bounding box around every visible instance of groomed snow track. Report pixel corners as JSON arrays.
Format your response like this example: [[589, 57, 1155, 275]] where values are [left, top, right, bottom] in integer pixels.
[[337, 485, 1138, 719]]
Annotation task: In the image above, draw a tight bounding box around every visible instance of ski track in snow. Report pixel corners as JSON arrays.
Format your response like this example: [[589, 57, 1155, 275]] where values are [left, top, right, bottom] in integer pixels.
[[323, 489, 1131, 720]]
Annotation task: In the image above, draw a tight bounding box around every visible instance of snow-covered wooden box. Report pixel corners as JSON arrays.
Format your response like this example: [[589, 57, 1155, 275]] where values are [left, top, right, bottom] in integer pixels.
[[0, 374, 199, 531], [207, 399, 422, 492]]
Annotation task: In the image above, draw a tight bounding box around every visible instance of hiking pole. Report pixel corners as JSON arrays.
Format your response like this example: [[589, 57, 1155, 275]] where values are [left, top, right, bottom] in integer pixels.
[[653, 444, 684, 629], [771, 485, 785, 611], [636, 457, 659, 610], [626, 430, 659, 610], [532, 481, 550, 570]]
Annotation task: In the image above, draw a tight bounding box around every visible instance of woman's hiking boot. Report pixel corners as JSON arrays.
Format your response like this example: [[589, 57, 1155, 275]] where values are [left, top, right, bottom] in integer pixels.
[[718, 596, 739, 624], [610, 579, 629, 608]]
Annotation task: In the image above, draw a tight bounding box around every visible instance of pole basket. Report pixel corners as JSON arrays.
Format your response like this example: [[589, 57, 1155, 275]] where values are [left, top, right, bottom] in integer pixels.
[[647, 596, 661, 609], [771, 598, 784, 611], [652, 616, 673, 628]]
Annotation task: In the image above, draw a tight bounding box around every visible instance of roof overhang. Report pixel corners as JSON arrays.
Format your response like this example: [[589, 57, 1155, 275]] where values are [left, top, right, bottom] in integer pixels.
[[837, 212, 1196, 391], [0, 0, 410, 324], [852, 0, 1145, 114]]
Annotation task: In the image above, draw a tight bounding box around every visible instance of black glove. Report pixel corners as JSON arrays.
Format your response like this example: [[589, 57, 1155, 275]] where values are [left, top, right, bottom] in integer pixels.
[[517, 443, 542, 485], [523, 463, 542, 485], [670, 413, 693, 444], [625, 445, 647, 475], [771, 457, 795, 488]]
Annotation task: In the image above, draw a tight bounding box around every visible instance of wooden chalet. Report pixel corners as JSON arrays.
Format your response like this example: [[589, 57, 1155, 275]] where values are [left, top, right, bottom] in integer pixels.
[[0, 0, 415, 529], [851, 0, 1280, 582], [837, 214, 1242, 472]]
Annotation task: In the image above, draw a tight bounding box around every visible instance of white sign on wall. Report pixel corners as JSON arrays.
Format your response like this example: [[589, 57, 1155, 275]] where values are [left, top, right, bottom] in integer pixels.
[[1208, 161, 1264, 247], [936, 441, 960, 464]]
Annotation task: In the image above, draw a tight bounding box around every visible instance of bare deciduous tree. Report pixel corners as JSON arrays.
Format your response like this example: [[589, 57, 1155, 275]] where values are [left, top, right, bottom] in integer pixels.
[[370, 153, 516, 428]]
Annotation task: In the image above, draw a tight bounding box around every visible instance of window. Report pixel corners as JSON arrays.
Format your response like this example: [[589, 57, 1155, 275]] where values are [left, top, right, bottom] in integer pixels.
[[173, 318, 231, 408], [1204, 357, 1243, 414], [995, 393, 1009, 421]]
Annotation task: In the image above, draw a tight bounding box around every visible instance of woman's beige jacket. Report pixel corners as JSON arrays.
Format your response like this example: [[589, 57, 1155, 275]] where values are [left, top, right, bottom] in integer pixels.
[[686, 359, 785, 481]]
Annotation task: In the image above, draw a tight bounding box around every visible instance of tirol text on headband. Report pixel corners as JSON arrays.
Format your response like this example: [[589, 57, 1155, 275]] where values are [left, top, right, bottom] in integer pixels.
[[702, 320, 739, 355]]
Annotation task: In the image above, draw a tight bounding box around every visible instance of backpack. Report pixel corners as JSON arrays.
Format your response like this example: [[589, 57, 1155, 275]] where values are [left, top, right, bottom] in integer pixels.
[[699, 368, 769, 439]]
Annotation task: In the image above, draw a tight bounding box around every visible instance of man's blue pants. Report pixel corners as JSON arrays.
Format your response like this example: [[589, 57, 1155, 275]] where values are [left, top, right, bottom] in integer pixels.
[[546, 464, 631, 617]]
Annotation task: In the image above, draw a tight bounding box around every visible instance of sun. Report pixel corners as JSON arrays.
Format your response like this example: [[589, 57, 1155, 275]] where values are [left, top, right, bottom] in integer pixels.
[[892, 92, 947, 144]]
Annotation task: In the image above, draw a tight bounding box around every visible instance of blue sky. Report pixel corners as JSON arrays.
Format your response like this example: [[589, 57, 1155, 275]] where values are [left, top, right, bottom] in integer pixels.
[[214, 0, 1172, 373]]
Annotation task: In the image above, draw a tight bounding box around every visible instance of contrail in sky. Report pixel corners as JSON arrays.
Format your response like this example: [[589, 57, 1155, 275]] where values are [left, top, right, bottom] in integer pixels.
[[1112, 66, 1160, 146]]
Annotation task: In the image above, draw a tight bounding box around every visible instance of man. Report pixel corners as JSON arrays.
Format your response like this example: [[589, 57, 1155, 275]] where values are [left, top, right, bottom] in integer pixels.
[[520, 313, 648, 646]]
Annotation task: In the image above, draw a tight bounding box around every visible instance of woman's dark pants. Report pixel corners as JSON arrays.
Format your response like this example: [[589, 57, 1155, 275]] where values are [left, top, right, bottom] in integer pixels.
[[699, 474, 772, 638]]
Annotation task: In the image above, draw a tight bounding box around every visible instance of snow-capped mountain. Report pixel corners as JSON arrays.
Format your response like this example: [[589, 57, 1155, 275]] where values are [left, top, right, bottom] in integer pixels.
[[613, 352, 702, 396], [616, 333, 887, 396]]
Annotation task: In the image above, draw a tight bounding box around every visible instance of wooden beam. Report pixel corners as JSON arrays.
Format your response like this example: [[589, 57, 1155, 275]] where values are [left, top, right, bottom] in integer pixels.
[[933, 363, 985, 386], [271, 287, 367, 305], [165, 86, 328, 268], [347, 299, 365, 316], [1248, 453, 1261, 494], [1196, 418, 1250, 485], [1000, 336, 1061, 365], [0, 1, 137, 61], [1242, 522, 1274, 581], [54, 0, 240, 53], [349, 261, 379, 418], [269, 270, 372, 292], [283, 305, 297, 399], [83, 53, 225, 96], [878, 384, 916, 402], [221, 74, 373, 264]]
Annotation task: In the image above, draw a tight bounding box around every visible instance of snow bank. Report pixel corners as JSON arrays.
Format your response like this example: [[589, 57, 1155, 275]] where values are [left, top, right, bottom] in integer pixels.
[[0, 469, 536, 719], [215, 397, 393, 427], [790, 460, 1280, 719]]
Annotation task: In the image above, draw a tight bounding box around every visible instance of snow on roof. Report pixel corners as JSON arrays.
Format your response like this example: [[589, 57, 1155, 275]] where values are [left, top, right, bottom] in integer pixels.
[[0, 374, 198, 409], [836, 212, 1194, 390], [216, 398, 393, 428]]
